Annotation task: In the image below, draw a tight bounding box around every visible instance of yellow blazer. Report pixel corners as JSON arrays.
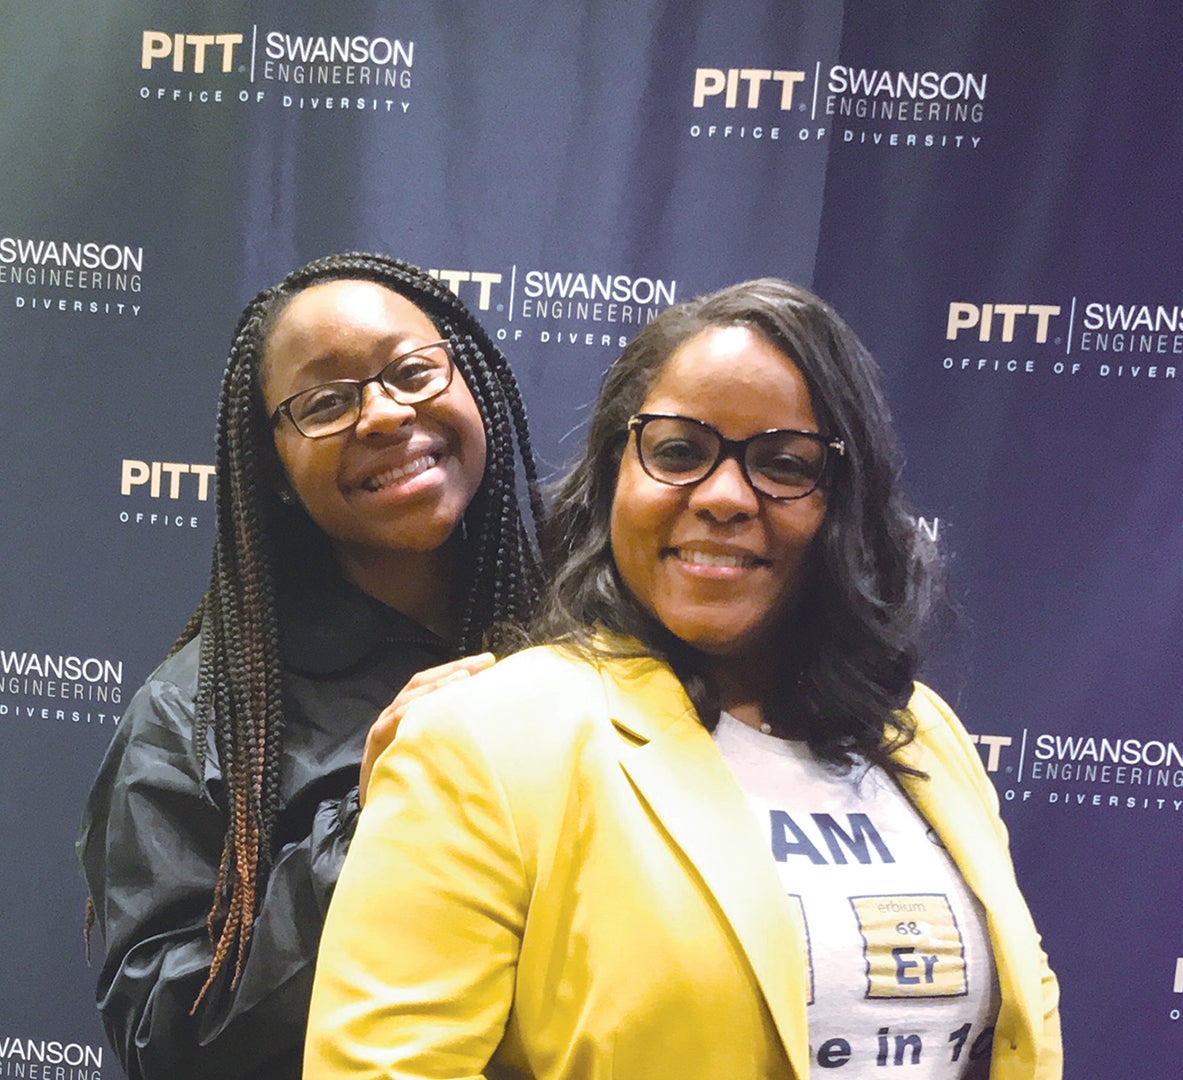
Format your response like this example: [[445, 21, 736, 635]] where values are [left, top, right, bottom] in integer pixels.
[[306, 646, 1061, 1079]]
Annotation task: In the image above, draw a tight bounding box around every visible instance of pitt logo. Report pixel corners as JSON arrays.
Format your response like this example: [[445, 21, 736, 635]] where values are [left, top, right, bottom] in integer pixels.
[[141, 31, 243, 73], [428, 269, 504, 312], [121, 460, 216, 500], [946, 302, 1061, 343], [692, 68, 806, 110], [969, 733, 1012, 773]]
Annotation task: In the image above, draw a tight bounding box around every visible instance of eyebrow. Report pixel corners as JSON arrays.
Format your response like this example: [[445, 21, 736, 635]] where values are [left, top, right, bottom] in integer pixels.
[[288, 333, 432, 383]]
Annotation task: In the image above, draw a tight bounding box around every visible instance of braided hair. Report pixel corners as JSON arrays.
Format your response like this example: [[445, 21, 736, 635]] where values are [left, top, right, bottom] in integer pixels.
[[179, 252, 543, 1009]]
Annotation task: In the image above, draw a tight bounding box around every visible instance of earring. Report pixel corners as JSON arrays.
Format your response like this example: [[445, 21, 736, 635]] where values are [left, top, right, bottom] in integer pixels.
[[278, 489, 294, 506]]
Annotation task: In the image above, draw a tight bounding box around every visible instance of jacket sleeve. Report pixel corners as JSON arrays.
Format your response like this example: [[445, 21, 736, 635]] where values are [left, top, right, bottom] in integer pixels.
[[77, 668, 360, 1080], [907, 683, 1063, 1080], [305, 693, 530, 1080]]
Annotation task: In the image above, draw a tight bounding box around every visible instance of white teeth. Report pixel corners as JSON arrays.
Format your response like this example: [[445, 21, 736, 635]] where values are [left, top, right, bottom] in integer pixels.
[[359, 453, 438, 492], [678, 549, 752, 569]]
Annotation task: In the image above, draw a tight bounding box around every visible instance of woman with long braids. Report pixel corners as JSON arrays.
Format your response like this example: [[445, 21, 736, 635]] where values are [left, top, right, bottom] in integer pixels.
[[305, 278, 1059, 1079], [78, 252, 543, 1080]]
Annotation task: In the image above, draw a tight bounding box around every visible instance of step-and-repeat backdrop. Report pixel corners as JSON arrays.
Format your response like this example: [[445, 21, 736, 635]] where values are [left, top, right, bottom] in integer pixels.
[[2, 1, 1180, 1075]]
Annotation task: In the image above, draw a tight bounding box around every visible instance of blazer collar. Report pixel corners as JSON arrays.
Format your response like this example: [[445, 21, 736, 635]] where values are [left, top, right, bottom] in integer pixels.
[[596, 653, 812, 1077], [893, 704, 1041, 1066]]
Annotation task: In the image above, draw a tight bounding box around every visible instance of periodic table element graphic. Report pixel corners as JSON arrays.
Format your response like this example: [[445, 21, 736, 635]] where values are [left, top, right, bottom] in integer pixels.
[[850, 894, 968, 999]]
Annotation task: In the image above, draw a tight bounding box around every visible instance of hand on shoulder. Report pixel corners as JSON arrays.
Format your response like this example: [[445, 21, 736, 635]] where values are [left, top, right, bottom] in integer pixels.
[[360, 652, 496, 805]]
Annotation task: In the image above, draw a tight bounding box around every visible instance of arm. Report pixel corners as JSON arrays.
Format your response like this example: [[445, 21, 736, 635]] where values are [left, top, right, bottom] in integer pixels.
[[908, 684, 1062, 1079], [1029, 934, 1063, 1078], [78, 667, 357, 1080], [306, 695, 530, 1079]]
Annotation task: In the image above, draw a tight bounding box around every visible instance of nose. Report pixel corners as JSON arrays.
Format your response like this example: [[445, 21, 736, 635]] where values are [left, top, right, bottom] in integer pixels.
[[353, 380, 416, 439], [689, 455, 759, 523]]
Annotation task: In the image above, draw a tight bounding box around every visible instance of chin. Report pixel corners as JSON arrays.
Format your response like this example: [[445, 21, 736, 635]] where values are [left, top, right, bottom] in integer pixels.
[[668, 624, 767, 658], [383, 505, 467, 550]]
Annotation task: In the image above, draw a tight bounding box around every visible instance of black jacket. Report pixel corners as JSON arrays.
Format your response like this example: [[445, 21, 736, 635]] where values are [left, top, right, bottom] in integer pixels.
[[77, 575, 450, 1080]]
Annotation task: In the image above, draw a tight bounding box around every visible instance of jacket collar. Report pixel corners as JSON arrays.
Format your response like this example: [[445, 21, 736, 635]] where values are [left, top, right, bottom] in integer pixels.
[[594, 651, 812, 1077], [893, 702, 1042, 1071], [278, 567, 448, 676]]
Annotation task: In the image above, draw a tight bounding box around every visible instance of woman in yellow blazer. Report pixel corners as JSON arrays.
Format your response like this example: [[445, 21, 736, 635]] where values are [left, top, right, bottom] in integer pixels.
[[306, 279, 1061, 1079]]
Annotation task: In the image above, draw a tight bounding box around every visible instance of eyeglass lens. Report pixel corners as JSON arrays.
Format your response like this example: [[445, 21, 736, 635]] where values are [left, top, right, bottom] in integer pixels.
[[636, 415, 828, 499], [287, 343, 452, 437]]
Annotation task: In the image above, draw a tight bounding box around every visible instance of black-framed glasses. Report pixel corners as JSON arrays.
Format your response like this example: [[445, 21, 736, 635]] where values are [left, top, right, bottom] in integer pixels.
[[627, 413, 845, 500], [271, 340, 455, 439]]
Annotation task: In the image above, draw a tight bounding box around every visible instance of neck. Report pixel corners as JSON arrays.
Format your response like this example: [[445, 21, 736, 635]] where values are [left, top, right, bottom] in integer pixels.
[[334, 543, 455, 639], [706, 634, 796, 734], [711, 661, 773, 732]]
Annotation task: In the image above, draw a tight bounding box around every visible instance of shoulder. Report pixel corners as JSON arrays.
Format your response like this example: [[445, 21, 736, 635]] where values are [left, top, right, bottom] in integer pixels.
[[121, 636, 202, 734], [897, 681, 991, 788], [80, 637, 213, 850], [365, 647, 611, 827], [407, 642, 688, 730], [95, 636, 208, 789], [483, 643, 609, 694], [902, 681, 962, 732], [399, 644, 609, 744], [402, 642, 698, 761], [395, 643, 695, 777], [150, 634, 202, 686]]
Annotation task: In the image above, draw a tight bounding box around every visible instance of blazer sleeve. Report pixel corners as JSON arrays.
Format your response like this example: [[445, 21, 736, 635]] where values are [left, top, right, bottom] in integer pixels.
[[908, 683, 1063, 1080], [305, 692, 531, 1080], [77, 669, 360, 1080]]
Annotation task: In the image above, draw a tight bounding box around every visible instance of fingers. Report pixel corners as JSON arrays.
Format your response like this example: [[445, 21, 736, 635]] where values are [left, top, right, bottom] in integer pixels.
[[359, 653, 497, 806], [392, 652, 496, 704]]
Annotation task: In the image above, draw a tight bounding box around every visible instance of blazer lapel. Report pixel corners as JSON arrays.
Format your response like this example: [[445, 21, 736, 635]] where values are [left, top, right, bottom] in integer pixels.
[[894, 711, 1041, 1068], [599, 657, 811, 1077]]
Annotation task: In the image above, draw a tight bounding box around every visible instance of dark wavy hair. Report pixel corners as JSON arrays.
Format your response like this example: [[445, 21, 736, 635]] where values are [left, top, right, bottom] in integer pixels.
[[172, 252, 543, 1008], [534, 277, 939, 774]]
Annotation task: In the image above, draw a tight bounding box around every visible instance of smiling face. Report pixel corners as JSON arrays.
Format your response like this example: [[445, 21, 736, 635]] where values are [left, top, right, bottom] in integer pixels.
[[260, 279, 487, 578], [609, 323, 828, 660]]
